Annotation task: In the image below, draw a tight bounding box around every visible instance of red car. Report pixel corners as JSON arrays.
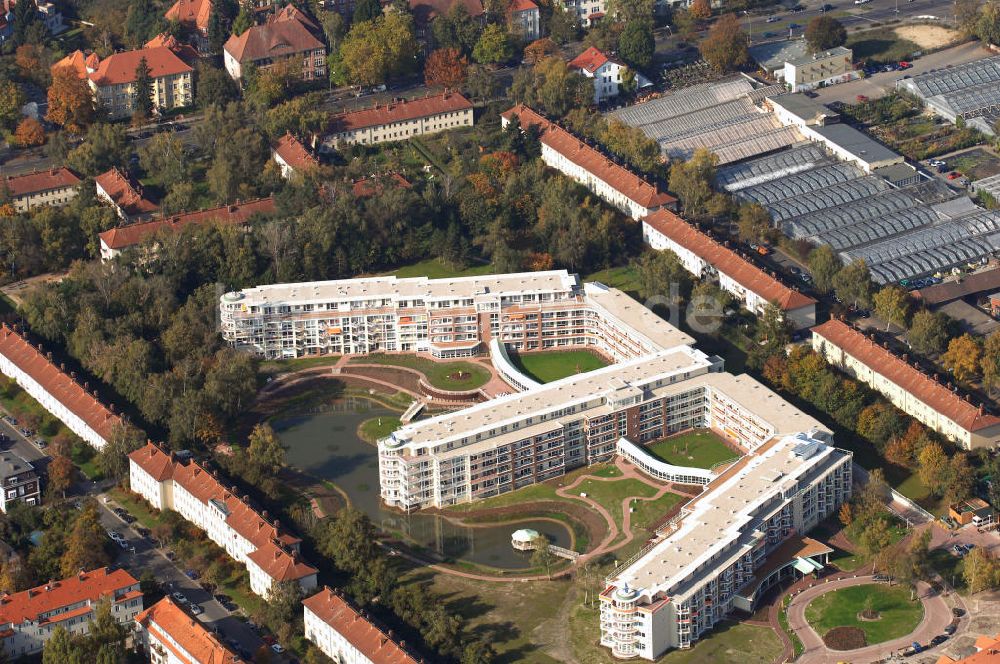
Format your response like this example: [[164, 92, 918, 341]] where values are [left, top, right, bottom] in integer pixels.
[[898, 61, 912, 69], [856, 94, 869, 102], [262, 635, 277, 646], [947, 171, 961, 180]]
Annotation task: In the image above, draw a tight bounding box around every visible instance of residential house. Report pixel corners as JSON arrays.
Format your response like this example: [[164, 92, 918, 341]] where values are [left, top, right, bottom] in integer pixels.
[[164, 0, 212, 52], [323, 92, 474, 148], [303, 587, 421, 664], [351, 173, 412, 198], [501, 104, 676, 220], [129, 442, 318, 598], [135, 597, 242, 664], [557, 0, 605, 27], [2, 167, 81, 213], [272, 133, 319, 179], [508, 0, 540, 42], [784, 46, 857, 93], [0, 568, 142, 659], [569, 46, 652, 104], [223, 6, 326, 81], [95, 168, 158, 222], [0, 451, 40, 513]]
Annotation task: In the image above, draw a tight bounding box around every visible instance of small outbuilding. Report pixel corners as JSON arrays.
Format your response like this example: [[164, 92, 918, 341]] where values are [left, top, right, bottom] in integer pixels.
[[511, 528, 542, 551]]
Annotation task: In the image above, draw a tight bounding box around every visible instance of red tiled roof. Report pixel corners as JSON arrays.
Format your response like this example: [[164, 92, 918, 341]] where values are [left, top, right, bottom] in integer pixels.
[[0, 324, 125, 443], [4, 167, 81, 198], [408, 0, 483, 24], [568, 46, 611, 74], [0, 568, 138, 626], [246, 541, 317, 583], [164, 0, 212, 32], [136, 597, 242, 664], [812, 318, 1000, 432], [273, 133, 318, 173], [501, 104, 676, 211], [223, 9, 324, 64], [95, 167, 159, 218], [129, 442, 175, 481], [508, 0, 537, 12], [642, 209, 815, 310], [303, 587, 420, 664], [915, 268, 1000, 307], [145, 33, 200, 65], [352, 173, 412, 198], [332, 92, 473, 133], [88, 46, 193, 87], [99, 197, 276, 251], [50, 49, 90, 79]]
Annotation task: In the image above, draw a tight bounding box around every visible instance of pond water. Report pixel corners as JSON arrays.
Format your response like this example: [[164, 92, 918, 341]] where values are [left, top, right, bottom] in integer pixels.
[[274, 398, 573, 570]]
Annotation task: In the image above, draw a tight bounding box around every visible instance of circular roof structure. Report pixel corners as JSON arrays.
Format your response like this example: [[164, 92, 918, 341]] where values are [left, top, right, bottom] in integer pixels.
[[511, 528, 540, 544]]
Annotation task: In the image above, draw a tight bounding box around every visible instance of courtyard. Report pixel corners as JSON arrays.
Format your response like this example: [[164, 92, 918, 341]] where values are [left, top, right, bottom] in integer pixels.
[[645, 429, 740, 470], [510, 349, 610, 383], [804, 583, 925, 648]]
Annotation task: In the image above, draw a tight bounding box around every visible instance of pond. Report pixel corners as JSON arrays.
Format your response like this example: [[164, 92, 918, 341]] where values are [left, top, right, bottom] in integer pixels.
[[274, 398, 573, 570]]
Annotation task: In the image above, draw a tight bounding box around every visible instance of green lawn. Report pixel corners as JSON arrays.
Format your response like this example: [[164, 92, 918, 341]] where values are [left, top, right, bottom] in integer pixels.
[[805, 584, 924, 646], [583, 266, 641, 295], [573, 477, 659, 527], [512, 350, 609, 383], [358, 416, 402, 443], [350, 353, 492, 390], [629, 491, 684, 531], [645, 430, 740, 470], [389, 258, 494, 279], [847, 30, 921, 64], [894, 472, 950, 516], [109, 487, 164, 529], [657, 622, 784, 664], [259, 354, 340, 376]]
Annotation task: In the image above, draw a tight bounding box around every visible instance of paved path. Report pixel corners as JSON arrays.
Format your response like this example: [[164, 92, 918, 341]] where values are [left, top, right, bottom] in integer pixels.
[[787, 575, 952, 663]]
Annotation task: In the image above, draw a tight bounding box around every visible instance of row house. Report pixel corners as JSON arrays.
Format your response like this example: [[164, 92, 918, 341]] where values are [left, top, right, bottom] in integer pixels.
[[2, 168, 81, 213], [128, 443, 318, 598], [323, 92, 474, 148], [501, 104, 676, 220], [0, 568, 142, 658], [135, 597, 242, 664], [303, 587, 421, 664]]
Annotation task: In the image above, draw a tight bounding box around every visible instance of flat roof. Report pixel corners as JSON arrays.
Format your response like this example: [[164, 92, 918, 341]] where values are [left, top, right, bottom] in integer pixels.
[[768, 93, 840, 124], [0, 451, 34, 479], [749, 39, 809, 71], [583, 282, 694, 349], [812, 123, 901, 166], [614, 434, 849, 601], [786, 46, 851, 67]]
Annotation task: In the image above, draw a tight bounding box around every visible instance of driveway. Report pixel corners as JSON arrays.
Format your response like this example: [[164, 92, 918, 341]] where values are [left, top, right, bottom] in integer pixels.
[[786, 575, 952, 663]]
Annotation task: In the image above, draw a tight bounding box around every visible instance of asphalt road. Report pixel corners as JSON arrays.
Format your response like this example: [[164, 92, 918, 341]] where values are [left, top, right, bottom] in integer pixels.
[[95, 494, 275, 661]]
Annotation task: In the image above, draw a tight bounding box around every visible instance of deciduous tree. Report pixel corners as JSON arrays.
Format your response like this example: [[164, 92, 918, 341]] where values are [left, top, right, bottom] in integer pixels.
[[804, 16, 847, 52], [873, 285, 910, 331], [47, 67, 95, 135], [908, 309, 950, 355], [473, 24, 514, 65], [523, 37, 559, 65], [964, 546, 998, 594], [833, 259, 874, 309], [943, 333, 981, 382], [699, 14, 749, 73], [807, 245, 840, 294], [982, 332, 1000, 395], [60, 503, 111, 577], [247, 423, 285, 474], [424, 48, 469, 90], [14, 118, 46, 147], [618, 19, 655, 70], [689, 0, 711, 19], [668, 148, 718, 217], [47, 454, 75, 498], [139, 132, 189, 188], [354, 0, 384, 23], [917, 440, 950, 498]]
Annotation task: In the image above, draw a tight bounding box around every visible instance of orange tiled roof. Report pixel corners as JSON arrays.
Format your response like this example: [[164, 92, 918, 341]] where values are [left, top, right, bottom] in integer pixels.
[[164, 0, 212, 32], [273, 133, 319, 173], [0, 324, 125, 443], [4, 167, 81, 198], [145, 33, 200, 65], [331, 92, 473, 133], [0, 568, 138, 626], [812, 318, 1000, 432], [99, 197, 276, 251], [246, 541, 317, 583], [643, 209, 815, 310], [95, 168, 159, 218], [136, 597, 242, 664], [568, 46, 612, 74], [303, 587, 420, 664], [501, 104, 676, 211], [88, 46, 193, 87], [508, 0, 537, 12], [51, 49, 91, 79], [223, 9, 324, 64], [352, 173, 412, 198], [935, 634, 1000, 662]]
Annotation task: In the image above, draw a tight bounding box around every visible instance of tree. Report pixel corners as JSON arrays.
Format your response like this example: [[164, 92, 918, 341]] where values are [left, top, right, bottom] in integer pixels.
[[608, 0, 654, 22], [907, 309, 950, 355], [246, 423, 285, 476], [689, 0, 711, 19], [340, 13, 419, 86], [231, 5, 254, 35], [548, 6, 579, 44], [618, 19, 655, 71], [12, 0, 41, 45], [473, 24, 514, 65], [736, 202, 771, 243], [61, 503, 112, 577], [917, 440, 950, 498], [196, 62, 239, 109], [43, 626, 84, 664], [947, 452, 975, 504], [48, 454, 75, 498], [207, 5, 230, 52], [943, 333, 981, 382], [47, 67, 96, 135], [873, 285, 909, 331], [633, 249, 688, 301], [0, 78, 26, 135], [531, 535, 554, 577], [425, 48, 469, 90], [855, 402, 904, 450], [833, 259, 874, 309], [804, 16, 846, 52], [354, 0, 384, 23], [975, 1, 1000, 46], [510, 57, 592, 117], [982, 332, 1000, 395], [86, 597, 127, 660], [98, 424, 145, 485], [139, 132, 189, 189], [673, 8, 699, 41], [964, 546, 998, 594], [523, 38, 560, 65], [668, 148, 718, 218], [0, 556, 32, 593], [125, 0, 164, 47], [432, 4, 482, 54], [858, 516, 893, 560], [14, 118, 46, 147], [602, 119, 661, 173], [807, 245, 840, 295], [700, 14, 749, 73]]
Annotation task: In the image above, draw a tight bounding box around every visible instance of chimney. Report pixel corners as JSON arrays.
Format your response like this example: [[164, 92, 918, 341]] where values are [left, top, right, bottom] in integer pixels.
[[262, 510, 269, 519], [60, 363, 65, 371], [84, 381, 89, 390], [70, 371, 76, 379], [46, 351, 52, 360], [980, 404, 985, 415]]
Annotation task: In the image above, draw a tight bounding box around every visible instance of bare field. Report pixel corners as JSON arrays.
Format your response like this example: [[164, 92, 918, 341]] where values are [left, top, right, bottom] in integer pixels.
[[894, 25, 960, 51]]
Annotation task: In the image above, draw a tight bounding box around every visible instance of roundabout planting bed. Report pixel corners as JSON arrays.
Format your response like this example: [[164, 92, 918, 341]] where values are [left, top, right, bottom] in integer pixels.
[[805, 584, 924, 649]]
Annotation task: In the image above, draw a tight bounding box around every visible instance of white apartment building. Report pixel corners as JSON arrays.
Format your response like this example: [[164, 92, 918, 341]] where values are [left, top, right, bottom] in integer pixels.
[[0, 568, 143, 659], [303, 587, 421, 664], [600, 433, 851, 659], [323, 92, 474, 148], [502, 104, 676, 220], [0, 324, 125, 450], [135, 597, 242, 664], [379, 349, 827, 510], [784, 46, 857, 93], [569, 47, 652, 104], [557, 0, 606, 27], [812, 319, 1000, 449], [642, 210, 817, 330], [220, 271, 692, 361], [129, 443, 318, 598]]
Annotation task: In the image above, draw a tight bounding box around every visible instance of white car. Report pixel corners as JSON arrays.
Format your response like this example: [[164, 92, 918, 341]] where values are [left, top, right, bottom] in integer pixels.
[[271, 644, 286, 654], [189, 604, 204, 616], [854, 0, 871, 4]]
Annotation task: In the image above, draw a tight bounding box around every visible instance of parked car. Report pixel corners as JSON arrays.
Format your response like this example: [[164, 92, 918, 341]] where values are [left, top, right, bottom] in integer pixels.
[[931, 635, 948, 646], [184, 569, 200, 580], [172, 592, 188, 604], [271, 644, 286, 654], [948, 171, 962, 180], [856, 94, 869, 102], [766, 15, 780, 22], [953, 607, 966, 617], [262, 635, 277, 646], [822, 3, 835, 9], [189, 604, 204, 616], [107, 530, 123, 541], [899, 61, 912, 69]]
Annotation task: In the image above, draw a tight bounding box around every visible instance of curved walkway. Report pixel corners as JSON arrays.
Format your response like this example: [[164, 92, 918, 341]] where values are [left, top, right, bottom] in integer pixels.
[[786, 575, 952, 664]]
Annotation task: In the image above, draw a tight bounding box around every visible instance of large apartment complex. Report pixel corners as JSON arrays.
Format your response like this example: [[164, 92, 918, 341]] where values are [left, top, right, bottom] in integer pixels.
[[128, 442, 318, 598], [0, 568, 143, 659], [378, 348, 827, 510], [642, 209, 817, 329], [3, 168, 81, 213], [220, 271, 691, 361], [601, 433, 851, 659], [0, 324, 126, 450], [501, 104, 677, 220], [323, 92, 474, 148], [812, 319, 1000, 449]]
